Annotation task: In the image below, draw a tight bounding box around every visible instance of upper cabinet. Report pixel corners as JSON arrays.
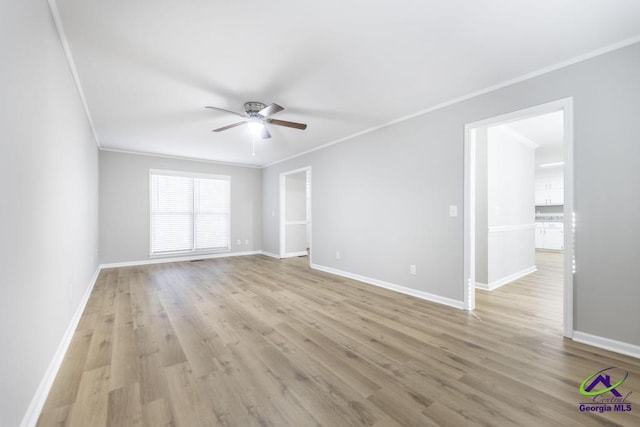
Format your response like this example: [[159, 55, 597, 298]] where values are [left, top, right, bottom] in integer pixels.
[[535, 175, 563, 206]]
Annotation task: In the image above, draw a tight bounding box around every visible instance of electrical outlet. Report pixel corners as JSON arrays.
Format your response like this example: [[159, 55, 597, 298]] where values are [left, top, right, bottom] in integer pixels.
[[245, 239, 249, 245], [272, 210, 275, 217], [410, 265, 417, 275], [336, 251, 341, 260]]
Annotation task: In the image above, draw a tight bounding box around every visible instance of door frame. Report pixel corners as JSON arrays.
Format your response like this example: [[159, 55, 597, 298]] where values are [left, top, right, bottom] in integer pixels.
[[463, 97, 574, 338], [279, 166, 312, 260]]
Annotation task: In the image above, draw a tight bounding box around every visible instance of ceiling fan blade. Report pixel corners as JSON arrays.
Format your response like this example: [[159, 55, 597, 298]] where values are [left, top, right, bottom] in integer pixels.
[[212, 121, 247, 132], [258, 125, 271, 139], [205, 106, 246, 118], [267, 119, 307, 130], [258, 103, 284, 118]]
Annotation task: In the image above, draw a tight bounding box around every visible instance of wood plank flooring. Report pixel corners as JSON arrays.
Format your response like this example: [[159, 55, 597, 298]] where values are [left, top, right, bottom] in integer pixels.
[[38, 252, 640, 426]]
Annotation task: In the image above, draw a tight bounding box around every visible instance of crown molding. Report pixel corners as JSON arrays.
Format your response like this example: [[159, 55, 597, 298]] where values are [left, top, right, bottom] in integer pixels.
[[47, 0, 100, 148], [99, 147, 261, 169], [263, 36, 640, 168]]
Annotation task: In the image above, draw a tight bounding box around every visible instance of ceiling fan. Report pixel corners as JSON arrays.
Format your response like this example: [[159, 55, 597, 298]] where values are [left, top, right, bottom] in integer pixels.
[[205, 102, 307, 139]]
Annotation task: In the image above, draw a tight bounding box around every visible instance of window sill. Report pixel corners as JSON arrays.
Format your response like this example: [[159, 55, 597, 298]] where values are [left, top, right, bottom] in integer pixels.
[[149, 248, 231, 259]]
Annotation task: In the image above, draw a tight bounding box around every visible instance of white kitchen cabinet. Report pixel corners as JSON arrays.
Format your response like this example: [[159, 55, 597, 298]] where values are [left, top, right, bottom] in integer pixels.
[[535, 175, 564, 206], [543, 222, 564, 250], [535, 189, 548, 206], [535, 223, 545, 249], [535, 222, 564, 250]]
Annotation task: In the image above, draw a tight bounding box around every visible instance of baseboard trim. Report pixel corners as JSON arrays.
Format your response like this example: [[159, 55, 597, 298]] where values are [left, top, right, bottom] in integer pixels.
[[259, 251, 280, 259], [100, 250, 262, 269], [282, 251, 308, 259], [20, 265, 101, 427], [310, 263, 464, 310], [573, 331, 640, 359], [480, 266, 537, 291], [22, 249, 269, 425], [475, 282, 489, 291]]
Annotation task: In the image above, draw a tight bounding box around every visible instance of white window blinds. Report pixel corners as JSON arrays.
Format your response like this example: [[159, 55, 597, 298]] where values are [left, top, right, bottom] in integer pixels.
[[150, 170, 230, 255]]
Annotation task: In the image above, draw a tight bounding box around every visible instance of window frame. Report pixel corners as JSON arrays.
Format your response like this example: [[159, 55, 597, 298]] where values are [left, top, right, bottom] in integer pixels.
[[149, 169, 231, 257]]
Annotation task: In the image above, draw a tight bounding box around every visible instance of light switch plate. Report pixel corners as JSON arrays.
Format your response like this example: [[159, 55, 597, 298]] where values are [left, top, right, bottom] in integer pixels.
[[449, 205, 458, 217]]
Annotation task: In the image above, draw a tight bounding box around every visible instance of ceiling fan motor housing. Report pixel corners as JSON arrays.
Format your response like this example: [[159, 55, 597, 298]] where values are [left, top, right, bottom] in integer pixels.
[[244, 102, 267, 115], [207, 101, 306, 137]]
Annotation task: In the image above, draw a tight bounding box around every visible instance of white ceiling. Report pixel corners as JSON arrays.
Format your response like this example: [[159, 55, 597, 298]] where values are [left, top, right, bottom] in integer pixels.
[[504, 111, 564, 165], [54, 0, 640, 166]]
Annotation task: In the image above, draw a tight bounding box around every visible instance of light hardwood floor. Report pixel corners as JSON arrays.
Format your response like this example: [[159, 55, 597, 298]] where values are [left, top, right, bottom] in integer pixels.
[[38, 252, 640, 426]]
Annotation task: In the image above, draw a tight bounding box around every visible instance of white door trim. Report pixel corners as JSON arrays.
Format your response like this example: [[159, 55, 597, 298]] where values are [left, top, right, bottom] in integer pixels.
[[279, 166, 312, 260], [463, 97, 574, 338]]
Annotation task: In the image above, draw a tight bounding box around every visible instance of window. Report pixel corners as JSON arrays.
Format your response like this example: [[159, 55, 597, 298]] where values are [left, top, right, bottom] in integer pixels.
[[150, 170, 230, 255]]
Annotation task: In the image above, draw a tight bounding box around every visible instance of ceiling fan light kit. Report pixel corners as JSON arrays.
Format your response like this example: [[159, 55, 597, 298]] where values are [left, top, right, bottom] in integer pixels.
[[206, 101, 308, 141], [247, 118, 266, 137]]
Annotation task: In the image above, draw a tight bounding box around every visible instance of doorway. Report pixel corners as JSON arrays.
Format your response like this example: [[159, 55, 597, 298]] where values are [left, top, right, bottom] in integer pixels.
[[279, 166, 312, 260], [463, 98, 574, 338]]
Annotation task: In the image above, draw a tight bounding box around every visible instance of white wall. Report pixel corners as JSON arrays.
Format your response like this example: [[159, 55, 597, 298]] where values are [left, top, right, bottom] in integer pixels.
[[262, 41, 640, 347], [0, 1, 99, 425], [284, 171, 308, 254], [263, 115, 464, 301], [475, 128, 489, 284], [306, 171, 312, 247], [285, 172, 307, 220], [99, 150, 262, 264], [486, 126, 536, 286]]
